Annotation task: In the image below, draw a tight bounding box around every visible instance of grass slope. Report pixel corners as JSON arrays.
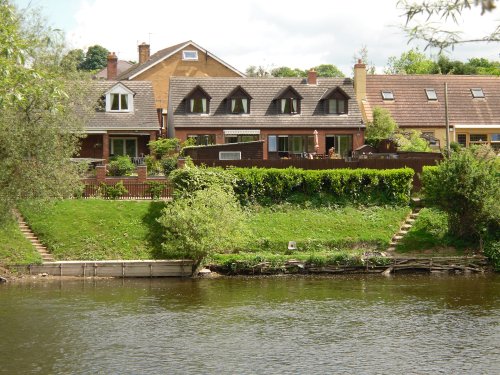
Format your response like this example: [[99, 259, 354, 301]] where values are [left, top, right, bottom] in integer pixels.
[[0, 218, 41, 265]]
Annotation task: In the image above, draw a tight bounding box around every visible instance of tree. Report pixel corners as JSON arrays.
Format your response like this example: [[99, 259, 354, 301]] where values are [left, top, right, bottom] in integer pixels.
[[435, 55, 500, 75], [311, 64, 345, 77], [60, 49, 85, 72], [79, 45, 109, 71], [157, 185, 247, 271], [385, 48, 436, 74], [365, 107, 399, 145], [271, 66, 306, 77], [398, 0, 499, 50], [393, 130, 431, 152], [422, 146, 500, 243], [245, 65, 270, 77], [352, 45, 376, 75], [0, 0, 87, 219]]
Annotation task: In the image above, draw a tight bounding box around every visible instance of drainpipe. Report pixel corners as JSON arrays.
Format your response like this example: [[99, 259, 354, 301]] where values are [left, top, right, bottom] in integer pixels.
[[444, 82, 450, 157]]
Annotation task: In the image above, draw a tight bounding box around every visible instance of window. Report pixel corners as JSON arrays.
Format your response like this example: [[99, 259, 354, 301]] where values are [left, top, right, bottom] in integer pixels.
[[491, 134, 500, 151], [219, 151, 241, 160], [274, 86, 302, 115], [230, 98, 249, 114], [267, 135, 315, 157], [110, 138, 137, 157], [457, 134, 466, 147], [185, 86, 211, 114], [328, 99, 347, 114], [182, 50, 198, 61], [187, 134, 215, 146], [381, 91, 394, 100], [226, 86, 252, 114], [320, 86, 350, 115], [425, 89, 437, 101], [471, 88, 485, 98], [105, 83, 134, 113], [325, 135, 353, 158], [225, 134, 259, 143], [268, 135, 277, 152], [491, 134, 500, 142], [470, 134, 487, 143]]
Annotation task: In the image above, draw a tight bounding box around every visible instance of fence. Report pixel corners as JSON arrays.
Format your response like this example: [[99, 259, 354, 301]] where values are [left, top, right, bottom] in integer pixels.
[[82, 165, 172, 200], [191, 157, 443, 190]]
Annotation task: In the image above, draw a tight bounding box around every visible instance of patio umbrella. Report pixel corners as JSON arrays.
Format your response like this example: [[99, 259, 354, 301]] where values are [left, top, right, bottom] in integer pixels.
[[313, 130, 319, 152]]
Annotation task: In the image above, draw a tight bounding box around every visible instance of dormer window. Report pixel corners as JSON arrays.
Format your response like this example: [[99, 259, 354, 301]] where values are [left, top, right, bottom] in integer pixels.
[[226, 86, 252, 114], [471, 88, 485, 98], [185, 85, 211, 114], [425, 88, 437, 101], [381, 90, 394, 100], [182, 50, 198, 61], [104, 83, 134, 113], [275, 86, 302, 115], [320, 87, 350, 115]]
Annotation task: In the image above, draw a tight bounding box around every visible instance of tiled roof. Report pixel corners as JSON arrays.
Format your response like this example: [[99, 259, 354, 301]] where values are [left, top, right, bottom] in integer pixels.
[[365, 75, 500, 128], [168, 77, 363, 129], [117, 41, 244, 80], [85, 81, 159, 130], [93, 60, 134, 80]]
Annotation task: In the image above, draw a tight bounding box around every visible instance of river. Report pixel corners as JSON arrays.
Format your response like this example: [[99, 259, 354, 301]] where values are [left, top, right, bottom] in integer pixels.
[[1, 274, 499, 374]]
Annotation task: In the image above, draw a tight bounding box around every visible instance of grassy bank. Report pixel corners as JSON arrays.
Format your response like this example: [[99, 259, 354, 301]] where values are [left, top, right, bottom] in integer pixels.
[[12, 200, 410, 263], [0, 218, 41, 265]]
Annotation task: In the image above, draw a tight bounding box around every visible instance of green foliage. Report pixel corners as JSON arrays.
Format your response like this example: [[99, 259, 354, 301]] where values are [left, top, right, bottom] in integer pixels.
[[171, 166, 414, 206], [385, 48, 436, 74], [422, 146, 500, 242], [79, 45, 109, 71], [158, 186, 246, 265], [484, 239, 500, 271], [0, 0, 87, 218], [271, 66, 306, 77], [365, 107, 399, 146], [0, 216, 42, 265], [107, 156, 135, 176], [394, 130, 431, 152], [161, 157, 178, 176], [60, 49, 85, 72], [145, 181, 167, 200], [144, 155, 162, 176], [148, 138, 180, 158], [311, 64, 345, 77], [99, 181, 128, 200]]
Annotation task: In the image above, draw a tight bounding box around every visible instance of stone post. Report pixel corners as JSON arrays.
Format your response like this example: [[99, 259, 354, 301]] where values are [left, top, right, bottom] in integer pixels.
[[137, 165, 147, 182], [96, 166, 107, 183]]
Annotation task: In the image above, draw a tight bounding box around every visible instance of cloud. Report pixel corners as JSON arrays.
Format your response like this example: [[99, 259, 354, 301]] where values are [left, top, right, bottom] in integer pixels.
[[67, 0, 499, 76]]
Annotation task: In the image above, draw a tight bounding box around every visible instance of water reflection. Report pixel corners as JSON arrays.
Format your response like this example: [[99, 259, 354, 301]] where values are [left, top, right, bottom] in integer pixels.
[[1, 274, 499, 374]]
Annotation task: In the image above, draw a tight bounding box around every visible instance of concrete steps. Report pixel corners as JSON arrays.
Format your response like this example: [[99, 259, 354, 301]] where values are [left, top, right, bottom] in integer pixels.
[[386, 202, 422, 255], [12, 209, 54, 263]]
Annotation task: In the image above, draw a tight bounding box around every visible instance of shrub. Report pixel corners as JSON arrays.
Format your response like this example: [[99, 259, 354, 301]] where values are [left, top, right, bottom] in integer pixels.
[[157, 185, 246, 268], [422, 146, 500, 242], [148, 138, 180, 159], [107, 156, 135, 176], [484, 239, 500, 271], [144, 155, 162, 176], [169, 166, 235, 199], [98, 181, 128, 199], [161, 156, 178, 176], [145, 181, 167, 200]]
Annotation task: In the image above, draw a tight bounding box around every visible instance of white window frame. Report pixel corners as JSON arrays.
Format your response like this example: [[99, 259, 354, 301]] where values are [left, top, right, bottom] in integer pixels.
[[110, 137, 138, 157], [381, 91, 394, 100], [471, 88, 485, 98], [425, 88, 437, 101], [219, 151, 241, 160], [105, 84, 134, 113], [182, 50, 198, 61]]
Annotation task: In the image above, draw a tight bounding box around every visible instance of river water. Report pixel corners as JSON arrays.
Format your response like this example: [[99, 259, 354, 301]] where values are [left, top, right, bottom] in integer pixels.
[[1, 274, 499, 374]]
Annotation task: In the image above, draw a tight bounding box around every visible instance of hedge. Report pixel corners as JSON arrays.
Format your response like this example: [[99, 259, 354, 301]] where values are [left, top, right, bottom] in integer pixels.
[[171, 167, 414, 206]]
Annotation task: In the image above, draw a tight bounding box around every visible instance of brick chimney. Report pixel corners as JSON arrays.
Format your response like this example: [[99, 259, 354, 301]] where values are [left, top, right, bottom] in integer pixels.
[[138, 42, 150, 65], [307, 69, 317, 85], [107, 52, 118, 80], [354, 59, 367, 102]]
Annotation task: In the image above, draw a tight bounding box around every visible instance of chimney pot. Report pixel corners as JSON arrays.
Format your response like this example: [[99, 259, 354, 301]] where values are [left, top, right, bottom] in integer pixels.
[[107, 52, 118, 80], [138, 42, 150, 65]]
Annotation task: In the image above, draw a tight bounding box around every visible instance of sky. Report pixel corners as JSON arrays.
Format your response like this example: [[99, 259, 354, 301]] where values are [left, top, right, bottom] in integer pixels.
[[13, 0, 500, 76]]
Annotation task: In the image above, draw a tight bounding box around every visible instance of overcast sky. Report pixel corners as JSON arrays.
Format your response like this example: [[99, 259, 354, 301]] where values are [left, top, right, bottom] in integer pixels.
[[14, 0, 500, 75]]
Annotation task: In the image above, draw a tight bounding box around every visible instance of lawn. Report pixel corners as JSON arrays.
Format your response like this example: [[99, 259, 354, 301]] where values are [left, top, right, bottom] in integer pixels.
[[0, 217, 42, 265], [16, 200, 410, 262]]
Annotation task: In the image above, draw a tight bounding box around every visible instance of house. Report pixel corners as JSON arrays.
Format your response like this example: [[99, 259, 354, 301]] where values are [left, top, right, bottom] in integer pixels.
[[354, 60, 500, 151], [168, 71, 365, 159], [116, 40, 245, 127], [79, 79, 159, 163]]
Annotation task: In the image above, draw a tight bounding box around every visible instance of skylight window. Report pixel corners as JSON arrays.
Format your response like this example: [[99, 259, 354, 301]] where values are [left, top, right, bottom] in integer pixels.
[[381, 91, 394, 100], [471, 88, 485, 98], [425, 88, 437, 100], [182, 50, 198, 61]]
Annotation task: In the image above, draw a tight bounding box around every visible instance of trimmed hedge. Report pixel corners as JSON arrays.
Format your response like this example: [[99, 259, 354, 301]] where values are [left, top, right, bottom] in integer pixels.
[[171, 167, 414, 205]]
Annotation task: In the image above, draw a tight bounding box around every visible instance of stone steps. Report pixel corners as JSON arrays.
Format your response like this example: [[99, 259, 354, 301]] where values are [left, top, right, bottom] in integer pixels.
[[12, 209, 54, 263], [386, 205, 423, 255]]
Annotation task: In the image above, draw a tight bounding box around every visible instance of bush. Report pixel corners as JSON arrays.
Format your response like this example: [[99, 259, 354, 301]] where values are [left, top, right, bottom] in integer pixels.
[[98, 181, 128, 199], [148, 138, 180, 159], [161, 156, 178, 176], [169, 166, 235, 199], [157, 185, 246, 268], [145, 181, 167, 199], [107, 156, 135, 176], [144, 155, 162, 176], [422, 146, 500, 242], [484, 239, 500, 271]]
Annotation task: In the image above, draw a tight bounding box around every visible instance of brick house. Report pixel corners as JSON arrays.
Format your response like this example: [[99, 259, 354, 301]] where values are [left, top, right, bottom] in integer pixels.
[[168, 71, 365, 159], [354, 61, 500, 151], [79, 80, 159, 163], [116, 40, 245, 129]]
